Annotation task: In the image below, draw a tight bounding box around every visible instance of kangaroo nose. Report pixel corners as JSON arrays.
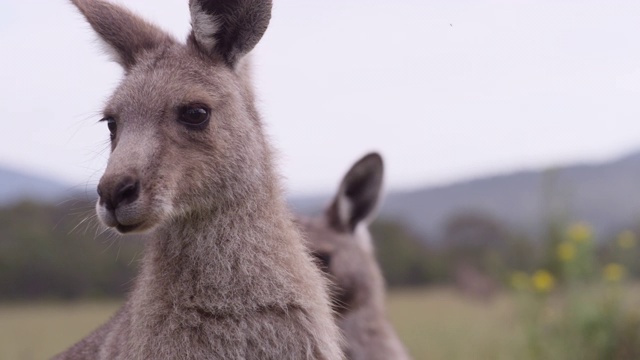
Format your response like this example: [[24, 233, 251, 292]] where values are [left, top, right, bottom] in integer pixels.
[[98, 176, 140, 211]]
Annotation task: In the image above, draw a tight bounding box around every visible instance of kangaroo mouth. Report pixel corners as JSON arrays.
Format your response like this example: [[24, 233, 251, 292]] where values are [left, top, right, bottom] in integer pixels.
[[99, 208, 148, 234], [96, 198, 158, 234], [115, 221, 146, 234]]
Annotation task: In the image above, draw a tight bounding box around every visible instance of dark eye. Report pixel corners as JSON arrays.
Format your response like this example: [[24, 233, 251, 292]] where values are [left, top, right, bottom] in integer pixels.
[[178, 105, 210, 128], [102, 117, 117, 140], [312, 251, 331, 272]]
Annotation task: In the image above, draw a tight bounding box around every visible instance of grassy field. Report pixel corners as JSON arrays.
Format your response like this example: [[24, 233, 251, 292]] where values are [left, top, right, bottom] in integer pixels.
[[0, 301, 120, 360], [389, 289, 521, 360], [0, 288, 525, 360]]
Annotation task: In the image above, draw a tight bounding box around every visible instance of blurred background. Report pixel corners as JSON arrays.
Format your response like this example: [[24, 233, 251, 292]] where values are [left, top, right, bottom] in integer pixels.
[[2, 0, 640, 359]]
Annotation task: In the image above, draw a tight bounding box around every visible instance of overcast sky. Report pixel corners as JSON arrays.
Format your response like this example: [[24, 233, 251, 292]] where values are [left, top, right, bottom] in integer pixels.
[[2, 1, 640, 196]]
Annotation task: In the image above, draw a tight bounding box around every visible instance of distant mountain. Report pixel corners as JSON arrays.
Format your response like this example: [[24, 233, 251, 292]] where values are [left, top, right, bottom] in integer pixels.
[[291, 151, 640, 242], [6, 151, 640, 242], [0, 167, 71, 204]]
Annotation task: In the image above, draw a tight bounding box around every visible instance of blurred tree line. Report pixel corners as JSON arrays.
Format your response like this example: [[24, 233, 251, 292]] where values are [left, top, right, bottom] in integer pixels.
[[0, 200, 141, 300], [2, 200, 640, 300]]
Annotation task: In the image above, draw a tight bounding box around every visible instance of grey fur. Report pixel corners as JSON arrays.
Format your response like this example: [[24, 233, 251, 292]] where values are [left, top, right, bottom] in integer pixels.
[[55, 1, 343, 359], [298, 153, 412, 360]]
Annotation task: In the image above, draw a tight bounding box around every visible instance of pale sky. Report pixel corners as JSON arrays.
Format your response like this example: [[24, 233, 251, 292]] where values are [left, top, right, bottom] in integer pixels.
[[2, 0, 640, 195]]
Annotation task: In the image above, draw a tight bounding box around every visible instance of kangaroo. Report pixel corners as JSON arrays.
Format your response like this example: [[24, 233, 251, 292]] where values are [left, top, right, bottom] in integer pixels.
[[297, 153, 412, 360], [54, 1, 343, 359]]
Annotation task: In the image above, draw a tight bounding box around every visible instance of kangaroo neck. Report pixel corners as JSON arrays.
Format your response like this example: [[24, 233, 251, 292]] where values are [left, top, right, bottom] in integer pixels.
[[134, 197, 303, 314]]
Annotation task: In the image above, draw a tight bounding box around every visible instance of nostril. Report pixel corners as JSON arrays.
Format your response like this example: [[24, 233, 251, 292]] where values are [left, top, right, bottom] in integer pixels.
[[98, 176, 140, 211], [113, 178, 140, 208], [97, 184, 109, 208]]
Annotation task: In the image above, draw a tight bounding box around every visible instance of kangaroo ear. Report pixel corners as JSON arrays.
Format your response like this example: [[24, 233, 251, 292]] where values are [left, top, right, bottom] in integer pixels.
[[327, 153, 384, 232], [70, 0, 175, 71], [188, 0, 273, 67]]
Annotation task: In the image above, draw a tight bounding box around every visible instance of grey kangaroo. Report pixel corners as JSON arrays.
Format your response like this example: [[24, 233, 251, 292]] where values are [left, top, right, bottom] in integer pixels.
[[297, 153, 412, 360], [54, 1, 343, 359]]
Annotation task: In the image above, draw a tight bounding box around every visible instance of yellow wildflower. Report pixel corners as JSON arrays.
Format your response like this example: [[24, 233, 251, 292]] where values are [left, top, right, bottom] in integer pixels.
[[603, 263, 625, 283], [532, 270, 555, 293], [557, 241, 576, 262], [566, 222, 592, 243], [617, 231, 636, 249], [510, 271, 530, 291]]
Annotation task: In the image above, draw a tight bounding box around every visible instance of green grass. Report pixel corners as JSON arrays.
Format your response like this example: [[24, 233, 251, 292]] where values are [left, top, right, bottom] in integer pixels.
[[0, 301, 120, 360], [0, 289, 529, 360], [388, 288, 521, 360]]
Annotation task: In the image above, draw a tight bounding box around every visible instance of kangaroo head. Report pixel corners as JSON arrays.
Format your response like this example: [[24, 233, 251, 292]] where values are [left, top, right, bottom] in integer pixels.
[[299, 153, 385, 313], [71, 0, 273, 234]]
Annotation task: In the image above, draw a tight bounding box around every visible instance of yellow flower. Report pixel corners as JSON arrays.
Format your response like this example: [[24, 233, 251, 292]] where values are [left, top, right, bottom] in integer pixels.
[[510, 271, 530, 291], [557, 242, 576, 262], [566, 222, 592, 243], [532, 270, 555, 293], [617, 231, 636, 249], [603, 263, 625, 283]]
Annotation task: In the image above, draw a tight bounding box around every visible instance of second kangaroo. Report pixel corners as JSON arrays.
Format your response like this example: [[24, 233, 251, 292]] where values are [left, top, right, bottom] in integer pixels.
[[298, 153, 411, 360]]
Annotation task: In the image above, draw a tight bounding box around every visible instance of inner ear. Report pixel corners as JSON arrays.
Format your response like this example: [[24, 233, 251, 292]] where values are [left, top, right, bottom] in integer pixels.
[[327, 153, 384, 232], [188, 0, 273, 67], [342, 173, 379, 226]]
